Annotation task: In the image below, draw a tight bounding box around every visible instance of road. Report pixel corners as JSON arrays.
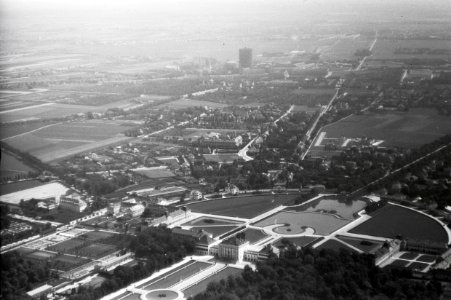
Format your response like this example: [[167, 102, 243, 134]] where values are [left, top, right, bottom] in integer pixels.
[[237, 105, 294, 162], [351, 142, 451, 196], [298, 89, 340, 160], [354, 31, 378, 71], [274, 105, 294, 126]]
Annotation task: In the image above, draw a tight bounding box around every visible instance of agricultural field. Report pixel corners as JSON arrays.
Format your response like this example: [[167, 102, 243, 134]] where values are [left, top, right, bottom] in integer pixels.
[[321, 35, 374, 61], [348, 204, 449, 243], [3, 120, 134, 162], [322, 109, 451, 148], [370, 39, 451, 61], [186, 194, 298, 219], [0, 151, 36, 181], [154, 98, 228, 110], [182, 267, 242, 298]]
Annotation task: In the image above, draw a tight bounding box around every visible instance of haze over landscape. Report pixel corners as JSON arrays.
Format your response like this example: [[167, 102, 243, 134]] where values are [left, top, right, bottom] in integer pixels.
[[1, 1, 451, 300]]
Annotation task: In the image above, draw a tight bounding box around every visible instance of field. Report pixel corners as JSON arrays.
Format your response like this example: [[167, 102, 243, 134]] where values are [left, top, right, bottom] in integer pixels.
[[349, 204, 449, 243], [322, 109, 451, 148], [46, 232, 126, 259], [154, 98, 228, 109], [140, 261, 212, 291], [0, 152, 36, 181], [0, 181, 69, 205], [182, 267, 242, 298], [321, 35, 373, 61], [186, 194, 298, 219], [370, 39, 451, 61], [254, 211, 350, 236], [3, 120, 133, 162]]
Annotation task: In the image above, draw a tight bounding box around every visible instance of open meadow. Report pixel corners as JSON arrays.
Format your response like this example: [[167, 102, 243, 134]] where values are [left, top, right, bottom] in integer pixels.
[[2, 120, 134, 162], [321, 109, 451, 148], [187, 194, 298, 219]]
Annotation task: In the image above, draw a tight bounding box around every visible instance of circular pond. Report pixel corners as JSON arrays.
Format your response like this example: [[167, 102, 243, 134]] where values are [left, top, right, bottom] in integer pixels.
[[273, 224, 314, 235], [142, 289, 183, 300]]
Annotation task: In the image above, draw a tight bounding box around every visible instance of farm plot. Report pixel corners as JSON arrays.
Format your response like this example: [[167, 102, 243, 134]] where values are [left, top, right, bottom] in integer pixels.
[[348, 204, 449, 244], [187, 194, 298, 219], [3, 120, 133, 162], [322, 109, 451, 148], [370, 39, 451, 61], [154, 98, 227, 109], [0, 151, 36, 181]]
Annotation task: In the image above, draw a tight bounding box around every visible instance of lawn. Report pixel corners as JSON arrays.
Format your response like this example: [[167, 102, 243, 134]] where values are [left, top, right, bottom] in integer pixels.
[[241, 228, 269, 244], [187, 194, 298, 219], [417, 254, 437, 263], [399, 252, 420, 260], [142, 261, 212, 291], [322, 109, 451, 148], [337, 236, 383, 254], [274, 236, 321, 249], [194, 225, 239, 238], [348, 204, 449, 244], [136, 261, 193, 289], [254, 211, 350, 236], [182, 216, 243, 227], [315, 239, 358, 252], [182, 267, 243, 298]]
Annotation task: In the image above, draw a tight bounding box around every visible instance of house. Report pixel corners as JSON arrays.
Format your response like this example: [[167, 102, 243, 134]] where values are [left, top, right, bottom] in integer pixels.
[[190, 190, 203, 201], [59, 192, 87, 212]]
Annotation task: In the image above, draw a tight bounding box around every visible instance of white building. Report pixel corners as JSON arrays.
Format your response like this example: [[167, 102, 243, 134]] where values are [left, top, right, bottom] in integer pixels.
[[190, 190, 203, 201], [59, 192, 87, 212], [125, 204, 145, 218]]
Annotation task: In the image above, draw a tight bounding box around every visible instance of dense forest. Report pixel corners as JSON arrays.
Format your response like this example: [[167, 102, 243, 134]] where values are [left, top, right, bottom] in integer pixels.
[[192, 248, 442, 300], [1, 251, 58, 299]]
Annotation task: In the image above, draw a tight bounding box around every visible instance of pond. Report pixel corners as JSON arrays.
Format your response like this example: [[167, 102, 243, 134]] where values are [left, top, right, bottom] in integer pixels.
[[286, 197, 367, 219]]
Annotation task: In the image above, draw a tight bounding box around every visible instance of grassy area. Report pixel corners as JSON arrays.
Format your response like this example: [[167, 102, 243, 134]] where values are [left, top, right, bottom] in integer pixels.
[[187, 194, 298, 219], [322, 109, 451, 148], [315, 239, 358, 253], [349, 204, 448, 243], [182, 216, 243, 227], [142, 261, 212, 291], [182, 267, 243, 298]]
